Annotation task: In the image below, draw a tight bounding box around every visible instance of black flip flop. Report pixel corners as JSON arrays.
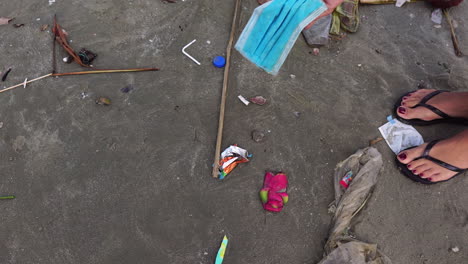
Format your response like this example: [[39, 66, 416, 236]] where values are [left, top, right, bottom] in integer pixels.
[[396, 140, 467, 184], [393, 90, 468, 126]]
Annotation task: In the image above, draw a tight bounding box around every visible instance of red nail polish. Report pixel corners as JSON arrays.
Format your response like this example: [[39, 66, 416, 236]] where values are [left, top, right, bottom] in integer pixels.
[[398, 107, 406, 114], [398, 153, 407, 160], [402, 102, 406, 106], [403, 96, 408, 100], [428, 178, 432, 181], [407, 164, 411, 168], [412, 170, 416, 173], [420, 173, 424, 177]]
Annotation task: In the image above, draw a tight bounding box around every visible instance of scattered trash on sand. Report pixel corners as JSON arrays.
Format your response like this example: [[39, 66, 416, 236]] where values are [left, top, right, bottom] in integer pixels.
[[217, 145, 250, 179], [182, 39, 201, 65], [302, 14, 331, 46], [378, 117, 424, 154], [251, 130, 265, 142], [213, 56, 226, 68], [249, 96, 267, 105], [235, 0, 326, 74], [78, 48, 98, 66], [318, 147, 391, 263], [260, 172, 289, 212], [95, 97, 111, 106], [1, 68, 12, 82], [237, 95, 250, 106], [451, 246, 460, 253], [0, 195, 15, 200], [339, 171, 353, 189], [215, 235, 228, 264], [0, 17, 13, 25], [431, 8, 443, 24], [121, 85, 134, 93]]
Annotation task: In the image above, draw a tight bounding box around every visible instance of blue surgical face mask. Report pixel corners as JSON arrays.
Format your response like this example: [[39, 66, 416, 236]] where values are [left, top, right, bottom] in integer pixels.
[[236, 0, 327, 75]]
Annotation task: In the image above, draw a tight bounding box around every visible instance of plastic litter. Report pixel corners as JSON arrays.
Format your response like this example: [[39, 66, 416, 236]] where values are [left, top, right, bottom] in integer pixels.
[[378, 118, 424, 154], [212, 56, 226, 68], [238, 95, 250, 106], [96, 97, 111, 106], [182, 39, 201, 65], [318, 147, 392, 264], [235, 0, 326, 75], [0, 195, 15, 200], [249, 96, 267, 105], [431, 8, 443, 24], [217, 145, 250, 179], [339, 171, 353, 189], [260, 172, 289, 212], [302, 14, 332, 46], [215, 235, 228, 264]]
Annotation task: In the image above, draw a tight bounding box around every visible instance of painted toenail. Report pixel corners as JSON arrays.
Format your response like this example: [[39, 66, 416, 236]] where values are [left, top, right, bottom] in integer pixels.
[[428, 178, 432, 181], [412, 170, 416, 174], [407, 164, 411, 168], [420, 173, 424, 177], [398, 107, 406, 114], [398, 153, 407, 160], [402, 102, 406, 106], [403, 96, 408, 100]]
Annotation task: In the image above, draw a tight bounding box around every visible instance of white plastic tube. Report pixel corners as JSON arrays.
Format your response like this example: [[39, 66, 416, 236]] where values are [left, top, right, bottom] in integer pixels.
[[182, 39, 201, 65]]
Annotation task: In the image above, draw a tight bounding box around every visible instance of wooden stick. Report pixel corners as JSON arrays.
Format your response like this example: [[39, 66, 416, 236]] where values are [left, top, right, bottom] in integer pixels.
[[52, 68, 159, 76], [0, 68, 159, 94], [443, 8, 463, 57], [0, 73, 52, 94], [212, 0, 242, 178]]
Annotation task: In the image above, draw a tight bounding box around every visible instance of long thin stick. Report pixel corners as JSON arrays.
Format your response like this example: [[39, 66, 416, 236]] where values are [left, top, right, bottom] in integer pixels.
[[0, 73, 52, 94], [443, 8, 463, 57], [0, 68, 159, 94], [52, 68, 159, 76], [212, 0, 242, 178]]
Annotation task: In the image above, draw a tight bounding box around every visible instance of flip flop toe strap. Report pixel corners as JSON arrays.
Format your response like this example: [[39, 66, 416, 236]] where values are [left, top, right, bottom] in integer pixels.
[[414, 90, 451, 119], [423, 140, 464, 173]]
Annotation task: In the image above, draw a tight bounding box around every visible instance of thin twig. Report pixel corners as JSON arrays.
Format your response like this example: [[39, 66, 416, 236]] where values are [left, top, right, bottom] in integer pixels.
[[0, 74, 52, 94], [443, 8, 463, 57], [52, 68, 159, 76]]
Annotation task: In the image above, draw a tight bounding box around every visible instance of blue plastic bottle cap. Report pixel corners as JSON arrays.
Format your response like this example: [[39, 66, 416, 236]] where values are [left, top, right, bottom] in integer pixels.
[[213, 56, 226, 68]]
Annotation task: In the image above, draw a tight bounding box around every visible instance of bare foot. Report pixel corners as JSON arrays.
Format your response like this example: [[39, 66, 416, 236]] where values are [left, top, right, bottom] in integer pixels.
[[396, 89, 468, 121], [396, 130, 468, 182]]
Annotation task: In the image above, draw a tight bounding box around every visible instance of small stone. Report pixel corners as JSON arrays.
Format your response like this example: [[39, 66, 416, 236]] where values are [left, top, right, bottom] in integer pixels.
[[203, 252, 208, 256], [357, 64, 362, 67], [252, 130, 265, 143], [121, 85, 134, 93], [206, 40, 211, 44], [293, 111, 301, 117], [313, 48, 320, 56], [95, 97, 111, 106], [0, 122, 4, 129], [375, 49, 382, 54], [451, 247, 460, 253], [290, 74, 296, 79]]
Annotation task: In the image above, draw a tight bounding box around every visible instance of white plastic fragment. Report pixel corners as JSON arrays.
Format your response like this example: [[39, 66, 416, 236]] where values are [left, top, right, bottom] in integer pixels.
[[23, 78, 28, 88], [395, 0, 408, 7], [451, 247, 460, 253], [431, 9, 442, 24], [238, 95, 250, 106], [182, 39, 201, 65], [378, 119, 424, 154]]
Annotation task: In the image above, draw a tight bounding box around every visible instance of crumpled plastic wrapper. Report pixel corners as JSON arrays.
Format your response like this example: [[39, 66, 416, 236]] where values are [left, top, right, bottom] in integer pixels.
[[378, 119, 424, 154], [318, 147, 392, 264], [218, 145, 250, 179]]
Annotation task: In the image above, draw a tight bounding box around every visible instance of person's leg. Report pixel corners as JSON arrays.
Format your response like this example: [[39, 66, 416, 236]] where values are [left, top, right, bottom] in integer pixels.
[[396, 89, 468, 121], [397, 129, 468, 182]]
